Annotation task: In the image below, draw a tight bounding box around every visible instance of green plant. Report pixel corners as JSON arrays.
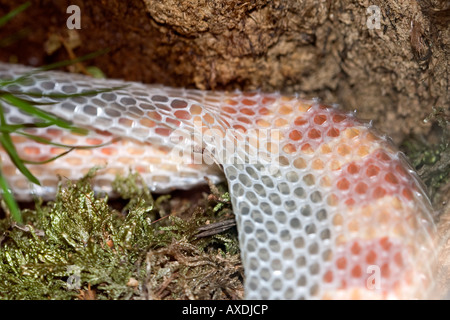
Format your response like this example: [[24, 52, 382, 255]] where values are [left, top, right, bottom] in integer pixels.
[[0, 3, 121, 222]]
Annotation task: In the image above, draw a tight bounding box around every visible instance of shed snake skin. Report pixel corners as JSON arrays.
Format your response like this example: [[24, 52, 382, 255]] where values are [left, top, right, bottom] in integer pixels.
[[0, 62, 439, 299]]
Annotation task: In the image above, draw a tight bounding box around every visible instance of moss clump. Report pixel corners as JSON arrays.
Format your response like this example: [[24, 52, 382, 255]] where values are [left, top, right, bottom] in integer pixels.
[[0, 170, 243, 300], [401, 107, 450, 204]]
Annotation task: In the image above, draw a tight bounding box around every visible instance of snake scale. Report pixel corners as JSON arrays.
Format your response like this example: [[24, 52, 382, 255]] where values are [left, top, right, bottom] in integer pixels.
[[0, 62, 440, 299]]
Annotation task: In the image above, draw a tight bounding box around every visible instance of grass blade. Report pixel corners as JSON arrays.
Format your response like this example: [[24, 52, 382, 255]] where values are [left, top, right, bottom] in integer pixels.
[[0, 2, 31, 28], [0, 93, 88, 135], [0, 104, 40, 185], [0, 167, 22, 223]]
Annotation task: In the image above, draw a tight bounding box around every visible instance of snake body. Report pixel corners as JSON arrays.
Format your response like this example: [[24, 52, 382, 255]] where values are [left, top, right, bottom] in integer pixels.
[[0, 62, 438, 299]]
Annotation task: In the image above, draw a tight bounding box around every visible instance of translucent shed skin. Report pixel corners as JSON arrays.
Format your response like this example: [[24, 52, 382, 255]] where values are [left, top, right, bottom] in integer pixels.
[[0, 62, 439, 299]]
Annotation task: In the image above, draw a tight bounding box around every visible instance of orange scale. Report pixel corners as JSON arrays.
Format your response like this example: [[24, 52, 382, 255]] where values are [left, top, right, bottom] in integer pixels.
[[256, 119, 270, 127], [345, 198, 355, 206], [190, 104, 203, 115], [13, 179, 28, 189], [355, 182, 368, 194], [54, 168, 71, 176], [47, 128, 62, 136], [379, 237, 393, 251], [282, 143, 296, 154], [86, 138, 104, 145], [24, 146, 41, 156], [294, 116, 308, 126], [11, 136, 27, 144], [344, 128, 360, 139], [155, 127, 172, 136], [351, 265, 363, 278], [289, 130, 303, 141], [222, 107, 237, 114], [357, 146, 370, 157], [50, 147, 66, 155], [318, 104, 332, 110], [385, 172, 399, 185], [237, 117, 252, 125], [166, 117, 181, 127], [320, 144, 332, 154], [348, 219, 359, 232], [147, 111, 162, 122], [327, 127, 340, 138], [351, 242, 362, 255], [296, 102, 311, 113], [262, 96, 276, 105], [174, 110, 191, 120], [373, 186, 387, 199], [329, 159, 342, 171], [242, 98, 256, 106], [118, 157, 133, 165], [320, 175, 332, 188], [203, 113, 216, 124], [332, 213, 344, 226], [401, 187, 414, 201], [240, 108, 255, 116], [2, 165, 16, 175], [375, 150, 392, 162], [308, 128, 322, 140], [118, 118, 134, 127], [327, 194, 339, 206], [75, 149, 93, 156], [394, 252, 404, 268], [293, 157, 307, 169], [336, 257, 347, 270], [135, 165, 149, 173], [274, 118, 289, 127], [144, 157, 161, 164], [347, 163, 360, 174], [337, 178, 350, 190], [312, 159, 324, 170], [278, 105, 293, 115], [66, 157, 82, 165], [366, 164, 380, 177], [233, 124, 247, 132], [127, 147, 144, 155], [140, 118, 156, 128], [224, 99, 238, 106], [323, 270, 334, 283], [395, 164, 408, 177], [266, 142, 279, 154], [381, 263, 391, 278], [332, 114, 346, 123], [365, 250, 377, 264], [314, 114, 327, 125], [101, 147, 118, 156], [91, 157, 108, 165], [94, 129, 113, 136], [300, 143, 314, 154]]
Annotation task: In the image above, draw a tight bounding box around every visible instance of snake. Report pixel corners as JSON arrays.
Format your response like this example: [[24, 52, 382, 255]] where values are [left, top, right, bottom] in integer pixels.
[[0, 61, 440, 299]]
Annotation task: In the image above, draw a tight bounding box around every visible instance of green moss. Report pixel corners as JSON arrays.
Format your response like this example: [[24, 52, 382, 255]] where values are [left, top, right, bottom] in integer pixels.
[[0, 171, 242, 300], [401, 107, 450, 203]]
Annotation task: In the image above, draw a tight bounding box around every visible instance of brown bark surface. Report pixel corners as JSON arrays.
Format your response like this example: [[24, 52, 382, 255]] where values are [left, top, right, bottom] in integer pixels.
[[0, 0, 448, 142]]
